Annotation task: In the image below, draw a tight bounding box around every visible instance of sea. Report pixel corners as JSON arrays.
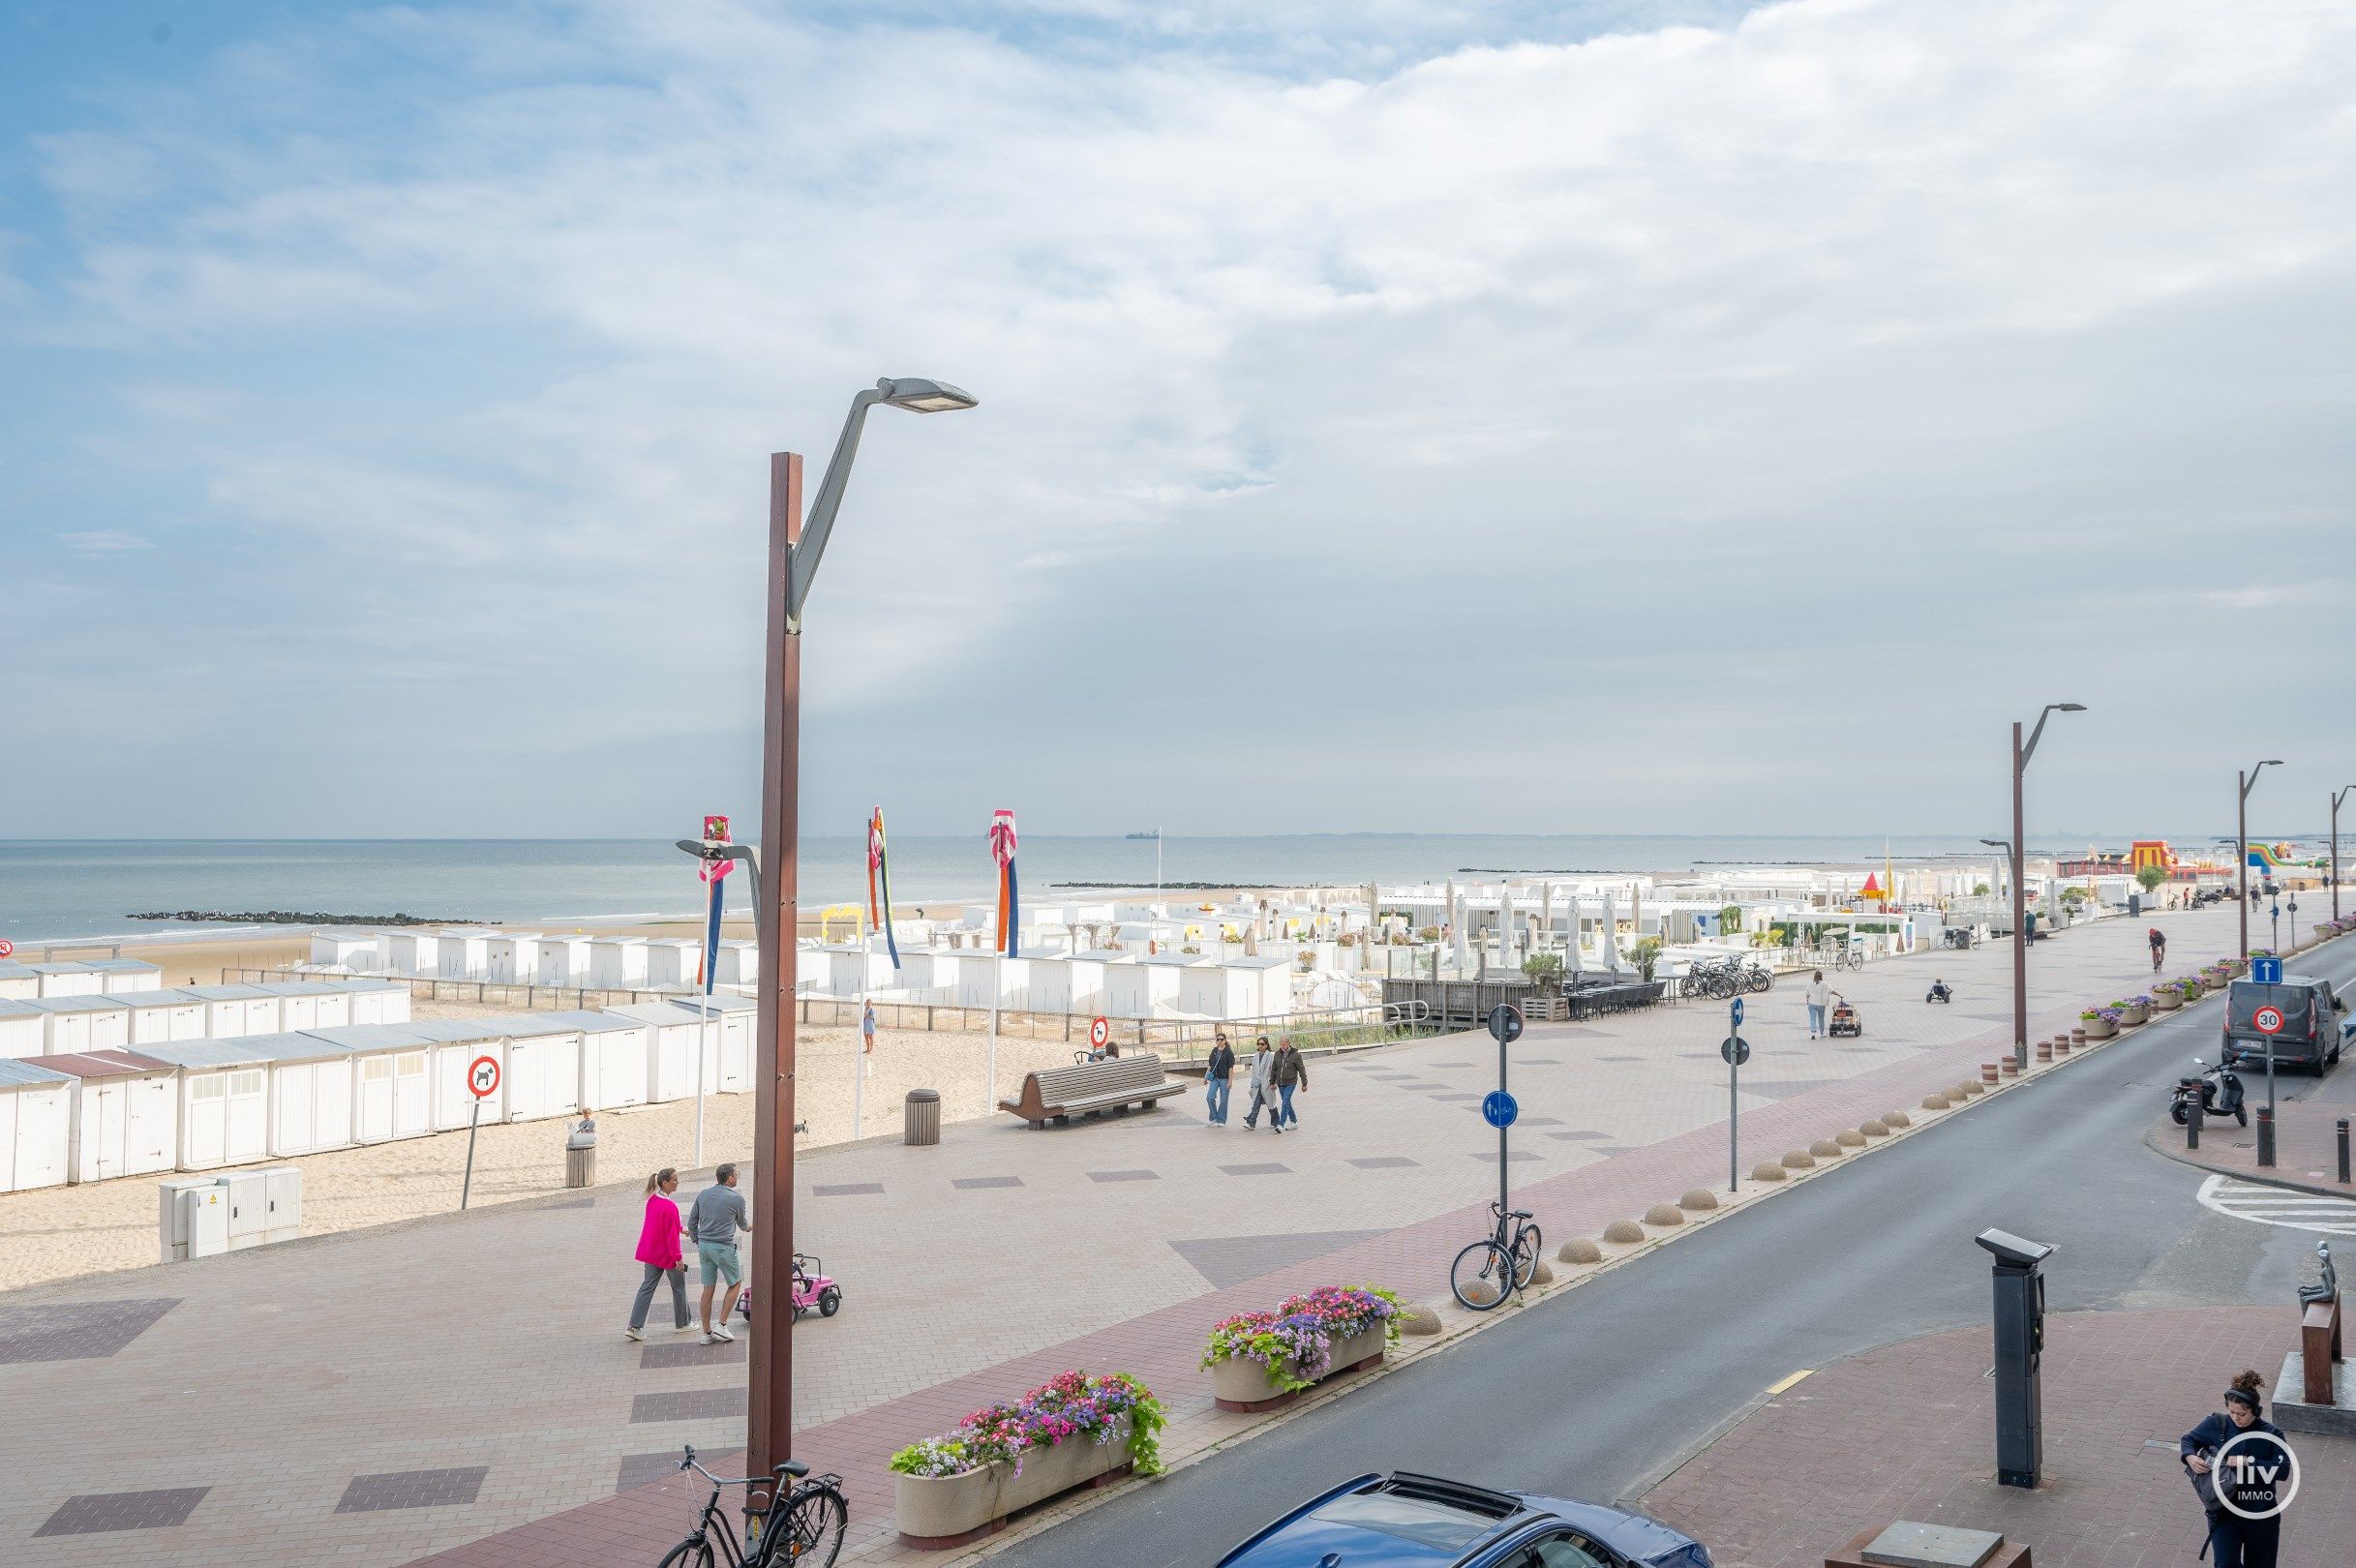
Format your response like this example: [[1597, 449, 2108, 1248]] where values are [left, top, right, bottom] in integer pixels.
[[0, 834, 2103, 946]]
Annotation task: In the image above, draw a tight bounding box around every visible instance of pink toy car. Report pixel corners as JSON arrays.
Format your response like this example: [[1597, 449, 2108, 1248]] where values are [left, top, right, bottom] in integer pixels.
[[738, 1251, 841, 1321]]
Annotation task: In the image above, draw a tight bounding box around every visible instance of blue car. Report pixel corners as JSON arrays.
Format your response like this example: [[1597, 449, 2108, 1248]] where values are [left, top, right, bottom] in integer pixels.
[[1216, 1472, 1713, 1568]]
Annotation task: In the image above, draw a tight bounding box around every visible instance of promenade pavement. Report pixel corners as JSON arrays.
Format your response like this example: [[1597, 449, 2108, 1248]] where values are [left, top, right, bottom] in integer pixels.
[[0, 902, 2251, 1566], [1642, 1305, 2356, 1567], [2150, 1021, 2356, 1196]]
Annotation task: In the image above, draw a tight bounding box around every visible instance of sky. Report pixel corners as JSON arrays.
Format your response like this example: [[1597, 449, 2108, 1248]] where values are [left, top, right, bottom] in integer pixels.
[[2, 0, 2353, 845]]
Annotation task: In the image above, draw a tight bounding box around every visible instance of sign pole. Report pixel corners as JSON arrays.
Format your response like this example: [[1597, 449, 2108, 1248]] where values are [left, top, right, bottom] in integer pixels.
[[1482, 1005, 1524, 1260], [1723, 998, 1747, 1193], [461, 1100, 481, 1211], [1497, 1012, 1510, 1221]]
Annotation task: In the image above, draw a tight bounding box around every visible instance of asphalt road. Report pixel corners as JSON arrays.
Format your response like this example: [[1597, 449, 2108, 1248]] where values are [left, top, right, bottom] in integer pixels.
[[1001, 934, 2356, 1568]]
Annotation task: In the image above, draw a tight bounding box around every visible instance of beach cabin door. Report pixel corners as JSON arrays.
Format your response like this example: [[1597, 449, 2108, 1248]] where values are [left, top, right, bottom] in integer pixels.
[[124, 1074, 175, 1175], [185, 1074, 228, 1166], [83, 1081, 127, 1184], [225, 1069, 267, 1162]]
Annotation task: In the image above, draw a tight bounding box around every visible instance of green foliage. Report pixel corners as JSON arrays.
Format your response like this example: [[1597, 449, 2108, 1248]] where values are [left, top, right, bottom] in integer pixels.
[[1973, 883, 1991, 896], [2135, 865, 2167, 893], [1629, 936, 1663, 981], [1521, 951, 1563, 985], [1718, 904, 1743, 933], [2060, 887, 2087, 907]]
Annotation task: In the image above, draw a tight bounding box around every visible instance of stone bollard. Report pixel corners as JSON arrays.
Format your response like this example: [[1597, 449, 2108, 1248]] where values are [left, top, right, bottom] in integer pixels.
[[1602, 1220, 1646, 1245], [2035, 1040, 2053, 1064], [2053, 1035, 2070, 1056], [2000, 1059, 2019, 1077]]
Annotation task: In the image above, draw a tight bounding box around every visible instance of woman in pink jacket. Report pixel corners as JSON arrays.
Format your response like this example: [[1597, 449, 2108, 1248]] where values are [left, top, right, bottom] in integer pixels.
[[625, 1167, 692, 1342]]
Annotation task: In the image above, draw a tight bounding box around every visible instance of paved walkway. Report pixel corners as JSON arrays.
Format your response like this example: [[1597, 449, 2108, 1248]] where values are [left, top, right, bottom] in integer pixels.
[[0, 903, 2259, 1565], [1641, 1305, 2356, 1567], [2148, 1024, 2356, 1197]]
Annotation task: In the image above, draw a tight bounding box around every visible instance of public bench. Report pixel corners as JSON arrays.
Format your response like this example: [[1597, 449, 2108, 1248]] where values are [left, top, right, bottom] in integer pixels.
[[998, 1053, 1180, 1129]]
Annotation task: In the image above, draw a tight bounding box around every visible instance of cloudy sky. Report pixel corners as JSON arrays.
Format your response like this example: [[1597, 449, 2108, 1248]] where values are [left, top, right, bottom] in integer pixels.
[[3, 0, 2352, 843]]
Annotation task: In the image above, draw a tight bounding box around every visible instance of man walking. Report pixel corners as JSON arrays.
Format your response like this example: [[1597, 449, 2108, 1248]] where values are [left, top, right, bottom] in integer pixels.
[[690, 1162, 753, 1343], [1204, 1031, 1236, 1126], [1271, 1036, 1307, 1131], [1241, 1036, 1277, 1131], [1805, 970, 1829, 1039]]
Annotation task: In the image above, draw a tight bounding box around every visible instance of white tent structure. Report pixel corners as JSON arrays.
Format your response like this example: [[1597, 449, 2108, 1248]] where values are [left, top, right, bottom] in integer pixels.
[[26, 995, 134, 1054], [0, 1000, 47, 1058], [123, 990, 209, 1046], [0, 1057, 74, 1192], [28, 1050, 178, 1184]]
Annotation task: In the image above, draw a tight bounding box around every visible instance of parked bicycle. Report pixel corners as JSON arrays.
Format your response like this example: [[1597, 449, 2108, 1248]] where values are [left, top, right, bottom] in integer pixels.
[[658, 1445, 848, 1568], [1833, 948, 1865, 972], [1450, 1199, 1541, 1312]]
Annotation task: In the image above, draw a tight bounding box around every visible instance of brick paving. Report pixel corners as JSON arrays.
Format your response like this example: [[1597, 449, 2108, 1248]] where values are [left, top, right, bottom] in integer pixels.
[[0, 903, 2276, 1566], [1642, 1306, 2356, 1567]]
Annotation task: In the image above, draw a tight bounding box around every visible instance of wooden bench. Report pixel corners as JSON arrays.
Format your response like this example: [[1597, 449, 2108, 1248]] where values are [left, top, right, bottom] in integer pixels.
[[999, 1054, 1180, 1129]]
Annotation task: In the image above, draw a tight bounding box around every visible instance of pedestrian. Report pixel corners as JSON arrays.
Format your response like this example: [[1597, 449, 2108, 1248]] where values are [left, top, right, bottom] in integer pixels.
[[568, 1106, 598, 1148], [1241, 1036, 1277, 1131], [2150, 925, 2167, 974], [861, 999, 877, 1056], [2181, 1370, 2286, 1567], [1805, 971, 1829, 1038], [1272, 1035, 1307, 1130], [689, 1162, 753, 1343], [1204, 1031, 1236, 1126], [624, 1167, 693, 1342]]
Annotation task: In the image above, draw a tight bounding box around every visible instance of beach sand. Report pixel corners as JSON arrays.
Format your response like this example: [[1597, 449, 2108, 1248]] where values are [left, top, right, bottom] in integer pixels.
[[0, 1024, 1089, 1293]]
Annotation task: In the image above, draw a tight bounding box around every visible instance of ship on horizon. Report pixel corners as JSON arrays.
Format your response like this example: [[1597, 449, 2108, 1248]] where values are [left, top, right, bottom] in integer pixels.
[[1125, 829, 1162, 841]]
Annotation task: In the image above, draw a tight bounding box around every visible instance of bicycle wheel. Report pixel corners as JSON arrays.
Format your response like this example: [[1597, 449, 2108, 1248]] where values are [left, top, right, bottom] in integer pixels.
[[658, 1537, 716, 1568], [770, 1482, 847, 1566], [1451, 1239, 1516, 1311], [1509, 1223, 1543, 1289]]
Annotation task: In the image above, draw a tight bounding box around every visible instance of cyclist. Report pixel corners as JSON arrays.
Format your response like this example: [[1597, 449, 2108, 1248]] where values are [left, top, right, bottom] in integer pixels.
[[2149, 925, 2166, 974]]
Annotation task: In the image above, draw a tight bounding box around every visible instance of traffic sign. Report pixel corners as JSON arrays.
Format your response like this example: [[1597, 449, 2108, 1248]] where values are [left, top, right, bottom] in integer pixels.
[[1729, 997, 1744, 1028], [0, 938, 12, 958], [1089, 1016, 1110, 1051], [1721, 1035, 1750, 1067], [2252, 1006, 2286, 1037], [468, 1055, 501, 1098], [1483, 1090, 1520, 1129], [1487, 1004, 1524, 1045], [2252, 956, 2284, 985]]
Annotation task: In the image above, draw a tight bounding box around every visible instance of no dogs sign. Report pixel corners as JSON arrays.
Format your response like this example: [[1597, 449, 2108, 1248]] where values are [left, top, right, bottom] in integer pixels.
[[468, 1055, 501, 1098], [1089, 1016, 1111, 1050]]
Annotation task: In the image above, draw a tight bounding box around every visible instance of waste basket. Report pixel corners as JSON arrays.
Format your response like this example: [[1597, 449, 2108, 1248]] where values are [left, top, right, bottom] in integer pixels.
[[904, 1088, 942, 1147], [565, 1143, 597, 1188]]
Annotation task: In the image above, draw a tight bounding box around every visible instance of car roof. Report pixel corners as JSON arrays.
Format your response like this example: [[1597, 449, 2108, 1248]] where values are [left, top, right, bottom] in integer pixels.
[[1217, 1473, 1698, 1568]]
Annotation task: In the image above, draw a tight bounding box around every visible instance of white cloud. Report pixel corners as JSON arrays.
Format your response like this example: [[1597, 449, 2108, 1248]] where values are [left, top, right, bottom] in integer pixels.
[[57, 530, 153, 553]]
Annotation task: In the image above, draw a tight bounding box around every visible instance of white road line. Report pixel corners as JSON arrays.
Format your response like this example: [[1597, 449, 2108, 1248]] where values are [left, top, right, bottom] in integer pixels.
[[2196, 1174, 2356, 1235]]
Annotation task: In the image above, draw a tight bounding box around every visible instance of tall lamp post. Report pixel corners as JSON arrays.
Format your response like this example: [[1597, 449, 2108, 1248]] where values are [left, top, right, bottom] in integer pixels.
[[2334, 786, 2353, 926], [2237, 761, 2282, 959], [2000, 703, 2085, 1070], [680, 377, 976, 1502]]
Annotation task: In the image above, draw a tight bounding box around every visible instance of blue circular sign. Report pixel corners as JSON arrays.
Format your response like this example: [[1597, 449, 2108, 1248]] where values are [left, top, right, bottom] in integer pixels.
[[1483, 1090, 1519, 1129], [1730, 998, 1744, 1028]]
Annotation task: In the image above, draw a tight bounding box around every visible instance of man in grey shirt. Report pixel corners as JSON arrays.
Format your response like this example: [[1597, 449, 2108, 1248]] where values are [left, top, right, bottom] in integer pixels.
[[690, 1163, 753, 1342]]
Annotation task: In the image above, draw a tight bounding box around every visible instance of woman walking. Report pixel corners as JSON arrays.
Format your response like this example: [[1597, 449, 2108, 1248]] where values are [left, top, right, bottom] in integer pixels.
[[1805, 971, 1829, 1039], [625, 1167, 693, 1342], [2180, 1369, 2287, 1566]]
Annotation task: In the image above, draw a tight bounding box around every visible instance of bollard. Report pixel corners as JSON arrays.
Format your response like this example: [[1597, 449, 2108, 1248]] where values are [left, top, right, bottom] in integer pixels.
[[2070, 1027, 2086, 1049], [2053, 1035, 2071, 1056], [1982, 1063, 2001, 1085], [2000, 1059, 2019, 1077], [2340, 1118, 2350, 1186], [2035, 1040, 2053, 1064], [2188, 1098, 2202, 1151], [2257, 1107, 2276, 1168], [903, 1088, 942, 1147]]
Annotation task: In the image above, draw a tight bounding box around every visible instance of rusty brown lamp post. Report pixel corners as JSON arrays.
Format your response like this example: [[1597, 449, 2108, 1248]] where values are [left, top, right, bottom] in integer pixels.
[[2237, 761, 2281, 959], [1998, 703, 2084, 1070]]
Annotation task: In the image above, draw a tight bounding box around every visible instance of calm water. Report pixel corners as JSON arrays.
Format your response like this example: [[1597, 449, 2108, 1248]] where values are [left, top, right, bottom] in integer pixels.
[[1, 834, 2068, 943]]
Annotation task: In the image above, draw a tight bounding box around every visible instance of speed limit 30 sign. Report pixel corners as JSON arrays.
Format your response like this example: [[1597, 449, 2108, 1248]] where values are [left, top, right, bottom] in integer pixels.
[[2251, 1006, 2286, 1036]]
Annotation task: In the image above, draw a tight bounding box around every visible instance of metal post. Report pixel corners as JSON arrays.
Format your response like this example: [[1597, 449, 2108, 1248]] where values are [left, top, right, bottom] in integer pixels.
[[460, 1099, 481, 1209], [2188, 1097, 2203, 1151], [2339, 1118, 2350, 1185], [2240, 769, 2250, 960], [2335, 790, 2345, 927], [2257, 1105, 2276, 1168], [2010, 722, 2028, 1071], [1496, 1023, 1509, 1226], [747, 450, 802, 1490], [2267, 1036, 2278, 1123], [1728, 1047, 1739, 1191]]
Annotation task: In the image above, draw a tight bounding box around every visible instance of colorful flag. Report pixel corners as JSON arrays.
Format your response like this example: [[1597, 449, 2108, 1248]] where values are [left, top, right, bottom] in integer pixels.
[[867, 806, 901, 970], [990, 808, 1020, 958], [699, 843, 731, 991]]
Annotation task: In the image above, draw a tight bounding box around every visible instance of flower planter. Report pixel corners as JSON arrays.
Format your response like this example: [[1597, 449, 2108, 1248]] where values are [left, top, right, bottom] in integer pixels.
[[2119, 1004, 2151, 1027], [1210, 1325, 1388, 1413], [2152, 990, 2182, 1012], [2203, 974, 2224, 992], [896, 1417, 1133, 1550], [2080, 1017, 2118, 1040]]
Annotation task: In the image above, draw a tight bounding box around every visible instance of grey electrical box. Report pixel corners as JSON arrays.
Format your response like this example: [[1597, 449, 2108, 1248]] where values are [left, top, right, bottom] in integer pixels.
[[1976, 1228, 2054, 1488]]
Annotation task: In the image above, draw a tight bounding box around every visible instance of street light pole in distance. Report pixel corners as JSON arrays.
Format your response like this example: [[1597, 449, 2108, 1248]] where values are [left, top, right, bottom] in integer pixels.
[[2333, 785, 2352, 926], [2237, 760, 2282, 959], [2004, 703, 2084, 1070]]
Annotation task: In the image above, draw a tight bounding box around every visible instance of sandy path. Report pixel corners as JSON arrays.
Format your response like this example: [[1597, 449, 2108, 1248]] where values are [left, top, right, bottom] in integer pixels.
[[0, 1025, 1091, 1293]]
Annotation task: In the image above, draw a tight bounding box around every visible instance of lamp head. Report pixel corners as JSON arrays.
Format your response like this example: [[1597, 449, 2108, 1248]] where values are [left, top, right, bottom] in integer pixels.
[[2260, 759, 2284, 768], [878, 377, 978, 413], [1978, 838, 2009, 850], [2055, 703, 2087, 712]]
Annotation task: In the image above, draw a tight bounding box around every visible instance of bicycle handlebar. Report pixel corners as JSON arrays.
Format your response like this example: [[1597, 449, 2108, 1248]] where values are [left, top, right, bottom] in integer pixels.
[[679, 1446, 758, 1490]]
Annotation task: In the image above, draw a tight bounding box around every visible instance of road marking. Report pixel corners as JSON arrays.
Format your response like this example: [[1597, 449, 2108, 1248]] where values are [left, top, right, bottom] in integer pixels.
[[2196, 1174, 2356, 1235], [1765, 1370, 1813, 1396]]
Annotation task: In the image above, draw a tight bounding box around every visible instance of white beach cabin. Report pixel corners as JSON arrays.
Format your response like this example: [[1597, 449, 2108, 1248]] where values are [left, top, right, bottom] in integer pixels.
[[713, 940, 759, 987], [27, 995, 135, 1054], [310, 932, 380, 970], [0, 961, 39, 1001], [643, 939, 704, 990], [560, 1010, 653, 1110], [27, 1050, 178, 1184], [123, 989, 209, 1047], [608, 1001, 713, 1102], [85, 959, 165, 994], [382, 931, 439, 977], [401, 1020, 512, 1131], [141, 1035, 349, 1168], [587, 939, 649, 990], [340, 979, 411, 1027], [0, 1000, 45, 1058], [667, 995, 754, 1092], [499, 1015, 588, 1123], [31, 962, 105, 998], [486, 933, 544, 984], [437, 930, 494, 980], [333, 1027, 436, 1144], [536, 937, 590, 987], [0, 1058, 75, 1193]]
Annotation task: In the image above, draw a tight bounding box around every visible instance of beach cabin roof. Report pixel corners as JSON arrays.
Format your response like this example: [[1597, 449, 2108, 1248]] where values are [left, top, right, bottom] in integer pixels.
[[606, 1001, 695, 1028], [665, 994, 756, 1019], [142, 1033, 355, 1069], [1073, 950, 1132, 964], [29, 962, 98, 978], [395, 1019, 510, 1044], [537, 1009, 645, 1035], [1228, 954, 1293, 971], [302, 1023, 441, 1052], [82, 958, 163, 977], [20, 1049, 171, 1078], [0, 999, 39, 1020], [0, 1058, 73, 1089], [502, 1012, 588, 1040], [175, 983, 273, 1002], [119, 990, 198, 1010], [1139, 950, 1208, 967], [0, 961, 34, 980], [334, 978, 408, 994], [23, 995, 133, 1015]]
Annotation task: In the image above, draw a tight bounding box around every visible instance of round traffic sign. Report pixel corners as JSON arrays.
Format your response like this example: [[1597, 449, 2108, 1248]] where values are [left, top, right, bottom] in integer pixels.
[[1482, 1090, 1520, 1129], [1089, 1016, 1110, 1050], [1487, 1004, 1524, 1045], [468, 1055, 501, 1098], [2252, 1006, 2286, 1037], [0, 938, 13, 958], [1729, 997, 1744, 1028], [1721, 1035, 1751, 1067]]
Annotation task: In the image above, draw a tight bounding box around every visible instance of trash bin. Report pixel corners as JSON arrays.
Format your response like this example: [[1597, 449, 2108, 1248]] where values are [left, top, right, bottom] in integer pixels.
[[904, 1088, 941, 1147], [565, 1142, 597, 1188]]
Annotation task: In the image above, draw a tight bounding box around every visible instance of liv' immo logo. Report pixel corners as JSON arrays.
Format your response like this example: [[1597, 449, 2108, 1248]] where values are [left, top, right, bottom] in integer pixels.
[[2212, 1430, 2300, 1521]]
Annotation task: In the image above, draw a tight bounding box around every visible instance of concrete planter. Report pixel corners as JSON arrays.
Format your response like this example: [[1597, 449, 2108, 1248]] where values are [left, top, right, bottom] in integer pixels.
[[2152, 990, 2183, 1012], [2081, 1017, 2118, 1040], [2119, 1004, 2151, 1027], [2203, 974, 2226, 992], [895, 1417, 1133, 1550], [1209, 1326, 1388, 1413]]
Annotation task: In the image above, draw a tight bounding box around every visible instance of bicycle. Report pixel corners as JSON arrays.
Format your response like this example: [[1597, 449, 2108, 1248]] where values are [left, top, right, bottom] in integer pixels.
[[1450, 1199, 1541, 1312], [658, 1445, 848, 1568], [1834, 948, 1864, 972]]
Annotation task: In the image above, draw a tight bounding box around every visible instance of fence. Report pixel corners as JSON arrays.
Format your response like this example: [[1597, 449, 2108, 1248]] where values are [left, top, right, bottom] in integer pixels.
[[227, 969, 732, 1012]]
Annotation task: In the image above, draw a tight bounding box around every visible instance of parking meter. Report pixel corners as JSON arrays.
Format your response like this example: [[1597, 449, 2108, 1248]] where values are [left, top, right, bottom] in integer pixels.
[[1976, 1228, 2054, 1488]]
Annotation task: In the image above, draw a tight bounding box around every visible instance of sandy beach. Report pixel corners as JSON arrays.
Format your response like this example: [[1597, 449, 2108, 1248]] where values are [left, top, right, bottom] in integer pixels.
[[0, 1023, 1085, 1293]]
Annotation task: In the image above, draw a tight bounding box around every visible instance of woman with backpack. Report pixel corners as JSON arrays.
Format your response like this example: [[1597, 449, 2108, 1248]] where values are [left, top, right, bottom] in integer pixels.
[[2180, 1369, 2287, 1566]]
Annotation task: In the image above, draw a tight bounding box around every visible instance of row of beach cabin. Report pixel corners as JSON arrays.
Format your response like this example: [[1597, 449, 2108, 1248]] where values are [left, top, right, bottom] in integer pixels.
[[0, 995, 756, 1195], [797, 945, 1299, 1021], [309, 931, 759, 990], [0, 980, 412, 1060], [0, 957, 166, 998]]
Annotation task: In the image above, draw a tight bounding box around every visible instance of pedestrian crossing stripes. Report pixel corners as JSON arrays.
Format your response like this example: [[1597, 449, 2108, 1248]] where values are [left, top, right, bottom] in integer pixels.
[[2196, 1174, 2356, 1235]]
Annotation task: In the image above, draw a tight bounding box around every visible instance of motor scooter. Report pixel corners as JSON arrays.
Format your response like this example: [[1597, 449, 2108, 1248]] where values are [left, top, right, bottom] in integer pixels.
[[2169, 1057, 2247, 1127]]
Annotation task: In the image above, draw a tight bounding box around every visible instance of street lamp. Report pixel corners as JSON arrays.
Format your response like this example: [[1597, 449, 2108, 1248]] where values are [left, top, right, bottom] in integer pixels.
[[2005, 703, 2084, 1070], [2237, 761, 2282, 959], [2334, 786, 2354, 925], [728, 377, 975, 1504]]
